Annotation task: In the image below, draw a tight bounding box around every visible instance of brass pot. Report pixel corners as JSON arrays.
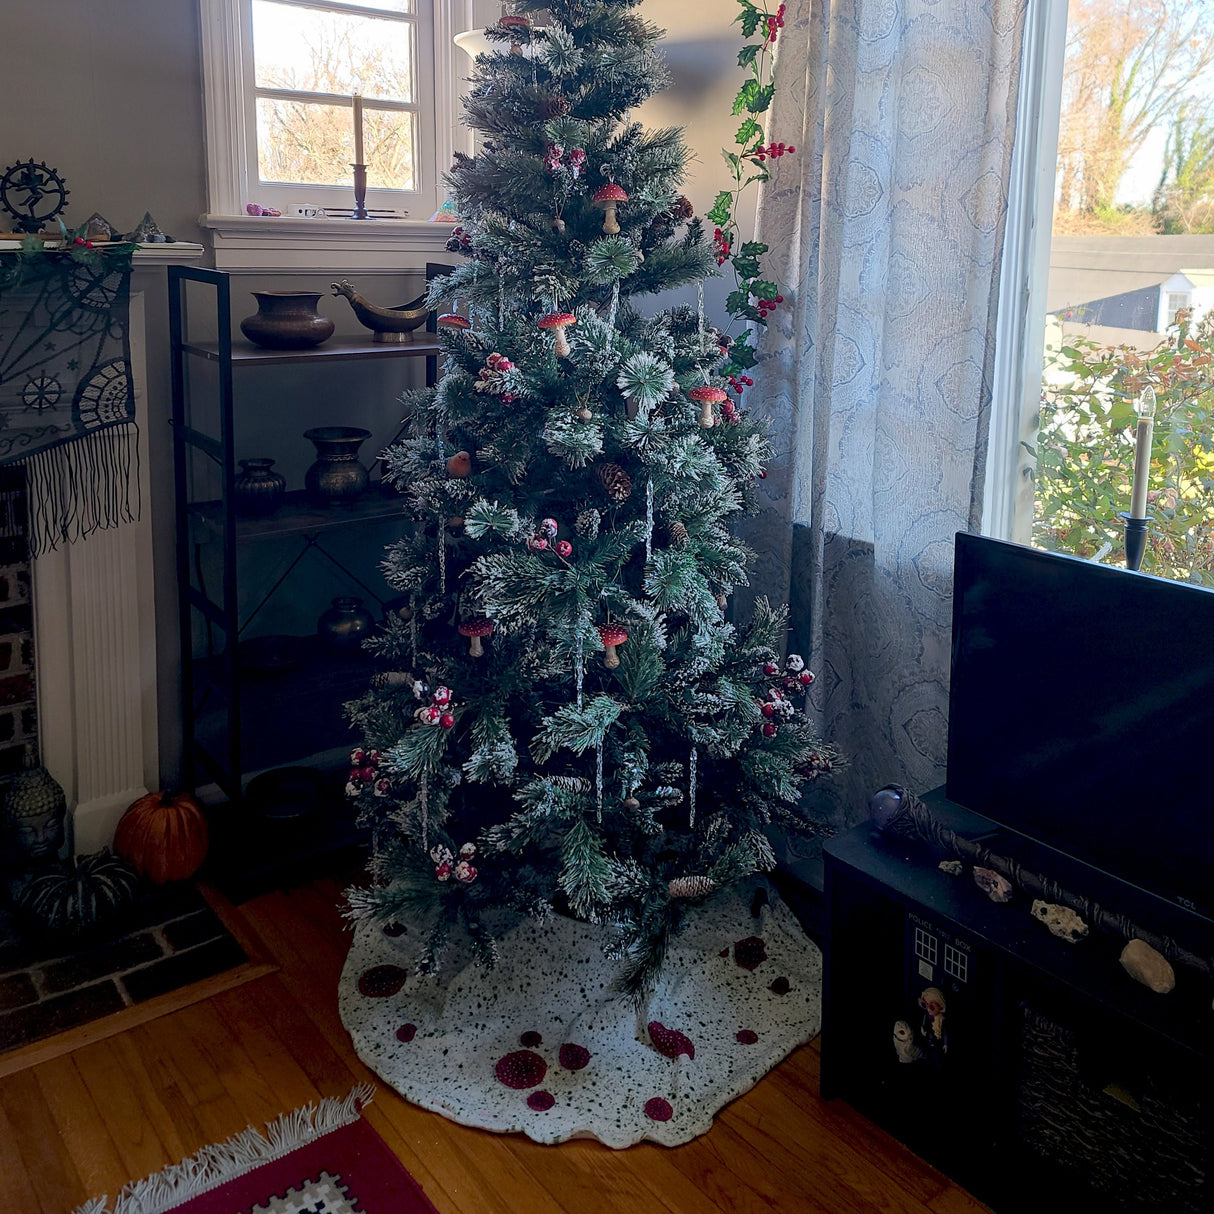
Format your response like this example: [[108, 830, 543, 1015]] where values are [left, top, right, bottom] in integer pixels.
[[240, 291, 335, 349]]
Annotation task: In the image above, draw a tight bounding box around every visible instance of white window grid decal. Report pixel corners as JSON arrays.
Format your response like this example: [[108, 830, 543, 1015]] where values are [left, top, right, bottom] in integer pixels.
[[914, 927, 938, 966], [944, 943, 968, 983]]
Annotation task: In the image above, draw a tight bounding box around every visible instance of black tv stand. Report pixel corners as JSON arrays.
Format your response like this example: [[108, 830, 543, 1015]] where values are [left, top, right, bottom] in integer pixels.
[[822, 788, 1214, 1214]]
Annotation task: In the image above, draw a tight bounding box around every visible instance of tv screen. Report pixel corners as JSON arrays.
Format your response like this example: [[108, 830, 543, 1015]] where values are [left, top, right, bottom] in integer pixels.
[[947, 533, 1214, 922]]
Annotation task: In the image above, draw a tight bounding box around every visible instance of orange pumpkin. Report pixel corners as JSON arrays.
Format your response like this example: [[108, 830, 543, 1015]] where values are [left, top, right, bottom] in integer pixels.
[[113, 790, 209, 883]]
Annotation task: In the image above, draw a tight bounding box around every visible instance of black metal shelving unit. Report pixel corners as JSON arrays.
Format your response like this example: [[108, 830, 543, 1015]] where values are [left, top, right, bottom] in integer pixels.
[[169, 265, 443, 896]]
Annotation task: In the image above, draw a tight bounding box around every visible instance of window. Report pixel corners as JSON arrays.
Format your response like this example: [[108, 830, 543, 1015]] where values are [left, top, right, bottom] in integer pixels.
[[1166, 291, 1191, 328], [200, 0, 466, 223], [943, 943, 968, 984], [913, 927, 938, 967]]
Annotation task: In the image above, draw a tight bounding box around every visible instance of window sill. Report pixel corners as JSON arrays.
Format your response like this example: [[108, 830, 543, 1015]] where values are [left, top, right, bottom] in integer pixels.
[[201, 213, 458, 272]]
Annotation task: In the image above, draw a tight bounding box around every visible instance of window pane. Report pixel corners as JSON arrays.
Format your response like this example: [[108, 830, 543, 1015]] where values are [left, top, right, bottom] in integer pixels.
[[256, 98, 416, 191], [252, 0, 414, 104], [330, 0, 413, 11]]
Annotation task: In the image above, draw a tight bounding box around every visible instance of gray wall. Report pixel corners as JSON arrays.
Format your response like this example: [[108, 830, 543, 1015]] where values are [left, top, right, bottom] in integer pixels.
[[8, 0, 757, 789]]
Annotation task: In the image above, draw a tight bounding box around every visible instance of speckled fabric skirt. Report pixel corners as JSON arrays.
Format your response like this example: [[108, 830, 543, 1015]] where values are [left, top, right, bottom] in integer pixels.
[[337, 885, 821, 1147]]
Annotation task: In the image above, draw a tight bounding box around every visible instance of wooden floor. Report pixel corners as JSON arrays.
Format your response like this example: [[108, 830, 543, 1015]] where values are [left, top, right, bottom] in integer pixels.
[[0, 878, 988, 1214]]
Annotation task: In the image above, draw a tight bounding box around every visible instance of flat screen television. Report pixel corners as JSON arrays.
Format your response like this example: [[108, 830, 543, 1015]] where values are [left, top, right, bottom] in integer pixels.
[[947, 533, 1214, 923]]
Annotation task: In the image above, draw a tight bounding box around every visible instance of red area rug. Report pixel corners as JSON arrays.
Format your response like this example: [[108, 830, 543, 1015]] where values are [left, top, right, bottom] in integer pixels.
[[74, 1086, 437, 1214]]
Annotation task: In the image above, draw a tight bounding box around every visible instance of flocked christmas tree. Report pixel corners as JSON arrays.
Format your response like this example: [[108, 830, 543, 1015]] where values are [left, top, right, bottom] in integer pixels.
[[344, 0, 840, 1000]]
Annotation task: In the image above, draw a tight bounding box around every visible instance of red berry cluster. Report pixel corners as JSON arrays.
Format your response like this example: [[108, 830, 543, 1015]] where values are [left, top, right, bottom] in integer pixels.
[[445, 225, 474, 254], [721, 398, 738, 423], [750, 141, 795, 163], [414, 684, 456, 730], [727, 373, 754, 395], [712, 227, 732, 266], [346, 746, 389, 798], [431, 841, 477, 883], [755, 293, 785, 320], [527, 517, 574, 560], [764, 3, 787, 45], [72, 236, 95, 248]]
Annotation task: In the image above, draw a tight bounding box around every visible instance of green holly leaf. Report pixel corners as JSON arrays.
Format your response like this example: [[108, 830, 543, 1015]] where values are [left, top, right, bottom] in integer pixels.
[[734, 80, 775, 115], [750, 279, 779, 300], [726, 288, 751, 314], [735, 117, 761, 147], [707, 191, 733, 226], [732, 253, 762, 278], [739, 241, 768, 257], [737, 44, 761, 68], [738, 8, 762, 36]]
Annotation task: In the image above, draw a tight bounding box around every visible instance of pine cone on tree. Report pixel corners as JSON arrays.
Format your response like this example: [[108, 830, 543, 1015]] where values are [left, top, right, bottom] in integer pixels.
[[669, 521, 689, 548], [576, 508, 601, 538], [539, 94, 572, 119], [668, 875, 717, 899], [597, 462, 633, 502]]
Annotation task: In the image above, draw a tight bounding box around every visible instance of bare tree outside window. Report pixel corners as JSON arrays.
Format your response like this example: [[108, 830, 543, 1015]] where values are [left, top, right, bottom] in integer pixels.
[[251, 1, 419, 193]]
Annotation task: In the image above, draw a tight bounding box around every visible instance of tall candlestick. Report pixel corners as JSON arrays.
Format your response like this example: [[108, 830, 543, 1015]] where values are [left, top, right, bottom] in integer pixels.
[[352, 88, 365, 166], [1128, 385, 1156, 519]]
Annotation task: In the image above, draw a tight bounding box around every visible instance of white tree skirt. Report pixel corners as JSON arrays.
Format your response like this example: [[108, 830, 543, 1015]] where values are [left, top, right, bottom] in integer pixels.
[[338, 886, 822, 1148]]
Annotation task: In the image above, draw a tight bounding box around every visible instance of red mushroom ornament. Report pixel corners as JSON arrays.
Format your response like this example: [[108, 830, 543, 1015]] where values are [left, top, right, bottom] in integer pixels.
[[598, 623, 628, 669], [459, 617, 494, 657], [437, 313, 471, 331], [499, 13, 530, 54], [592, 183, 628, 235], [688, 385, 729, 428], [538, 311, 577, 358]]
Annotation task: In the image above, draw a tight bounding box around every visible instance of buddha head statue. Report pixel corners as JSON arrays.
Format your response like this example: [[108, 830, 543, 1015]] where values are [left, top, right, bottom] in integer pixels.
[[2, 766, 67, 864]]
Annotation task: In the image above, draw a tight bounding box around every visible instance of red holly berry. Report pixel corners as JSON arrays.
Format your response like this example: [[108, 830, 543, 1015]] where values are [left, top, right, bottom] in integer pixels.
[[432, 686, 452, 705], [761, 703, 776, 718], [359, 765, 376, 783], [763, 663, 778, 675], [763, 721, 778, 737], [439, 712, 455, 729], [799, 671, 814, 686], [555, 540, 573, 557]]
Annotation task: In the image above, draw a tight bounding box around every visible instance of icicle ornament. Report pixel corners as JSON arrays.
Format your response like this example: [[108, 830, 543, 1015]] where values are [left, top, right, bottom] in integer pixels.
[[576, 624, 585, 710], [689, 746, 698, 830], [608, 281, 619, 330], [438, 518, 447, 593], [409, 594, 418, 666], [645, 478, 654, 563], [596, 740, 604, 822], [697, 282, 704, 338], [420, 775, 430, 853]]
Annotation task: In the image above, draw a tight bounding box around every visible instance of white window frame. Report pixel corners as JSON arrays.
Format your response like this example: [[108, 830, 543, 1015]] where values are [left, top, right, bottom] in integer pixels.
[[1165, 290, 1192, 329], [983, 0, 1070, 545], [198, 0, 472, 266]]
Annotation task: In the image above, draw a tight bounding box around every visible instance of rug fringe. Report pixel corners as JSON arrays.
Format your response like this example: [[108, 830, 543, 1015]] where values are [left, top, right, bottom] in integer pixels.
[[72, 1085, 375, 1214]]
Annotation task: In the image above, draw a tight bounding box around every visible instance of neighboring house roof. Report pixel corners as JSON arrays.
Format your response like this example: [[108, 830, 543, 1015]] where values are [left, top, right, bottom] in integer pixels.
[[1048, 235, 1214, 313]]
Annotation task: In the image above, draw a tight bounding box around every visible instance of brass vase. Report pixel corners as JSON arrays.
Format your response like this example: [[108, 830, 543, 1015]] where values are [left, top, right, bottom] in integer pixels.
[[239, 292, 335, 350], [304, 427, 371, 505]]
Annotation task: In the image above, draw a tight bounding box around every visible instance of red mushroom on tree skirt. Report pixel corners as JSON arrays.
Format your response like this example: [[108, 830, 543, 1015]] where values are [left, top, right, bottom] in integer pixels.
[[458, 617, 494, 657], [437, 313, 471, 330], [598, 622, 628, 669], [538, 310, 577, 358], [499, 12, 529, 54], [446, 450, 472, 477], [592, 183, 628, 235], [688, 385, 728, 428]]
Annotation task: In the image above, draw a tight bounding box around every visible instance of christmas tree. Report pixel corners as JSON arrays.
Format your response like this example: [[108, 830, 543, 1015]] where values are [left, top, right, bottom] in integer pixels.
[[344, 0, 839, 999]]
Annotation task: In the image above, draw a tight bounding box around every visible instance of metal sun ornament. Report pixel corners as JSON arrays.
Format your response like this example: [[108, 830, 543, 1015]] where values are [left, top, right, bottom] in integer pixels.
[[0, 159, 70, 234]]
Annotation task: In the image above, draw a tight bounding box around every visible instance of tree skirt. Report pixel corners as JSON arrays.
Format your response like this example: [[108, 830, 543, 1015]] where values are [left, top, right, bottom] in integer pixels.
[[338, 886, 821, 1148]]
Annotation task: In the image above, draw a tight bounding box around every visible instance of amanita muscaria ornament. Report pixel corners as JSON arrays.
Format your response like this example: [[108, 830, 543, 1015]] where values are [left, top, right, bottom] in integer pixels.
[[459, 617, 494, 657], [499, 12, 529, 53], [446, 450, 472, 477], [437, 313, 471, 331], [538, 311, 577, 358], [592, 183, 628, 235], [598, 622, 628, 668], [689, 385, 728, 428]]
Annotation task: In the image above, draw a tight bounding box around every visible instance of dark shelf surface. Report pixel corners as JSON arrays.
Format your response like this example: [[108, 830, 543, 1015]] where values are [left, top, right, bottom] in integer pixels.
[[181, 336, 442, 365], [193, 634, 379, 776], [825, 790, 1214, 1061], [189, 488, 408, 542]]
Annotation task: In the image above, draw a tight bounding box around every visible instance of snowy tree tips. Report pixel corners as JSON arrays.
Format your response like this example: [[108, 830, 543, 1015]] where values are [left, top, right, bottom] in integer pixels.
[[688, 385, 729, 428], [538, 311, 577, 358], [597, 623, 628, 668], [592, 183, 629, 235], [458, 617, 494, 657]]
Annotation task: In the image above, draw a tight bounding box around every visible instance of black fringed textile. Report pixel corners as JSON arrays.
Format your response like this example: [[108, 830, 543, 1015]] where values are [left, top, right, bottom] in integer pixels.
[[0, 251, 138, 555]]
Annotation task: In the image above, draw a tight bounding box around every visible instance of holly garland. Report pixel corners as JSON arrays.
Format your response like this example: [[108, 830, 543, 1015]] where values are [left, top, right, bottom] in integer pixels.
[[710, 1, 792, 396], [0, 219, 138, 290]]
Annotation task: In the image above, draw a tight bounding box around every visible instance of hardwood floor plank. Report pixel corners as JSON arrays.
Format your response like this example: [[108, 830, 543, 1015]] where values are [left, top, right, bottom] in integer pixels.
[[34, 1054, 127, 1201], [0, 1088, 51, 1213], [0, 1068, 88, 1214]]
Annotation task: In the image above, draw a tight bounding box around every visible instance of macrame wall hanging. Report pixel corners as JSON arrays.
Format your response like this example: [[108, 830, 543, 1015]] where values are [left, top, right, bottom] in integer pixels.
[[0, 246, 138, 556]]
